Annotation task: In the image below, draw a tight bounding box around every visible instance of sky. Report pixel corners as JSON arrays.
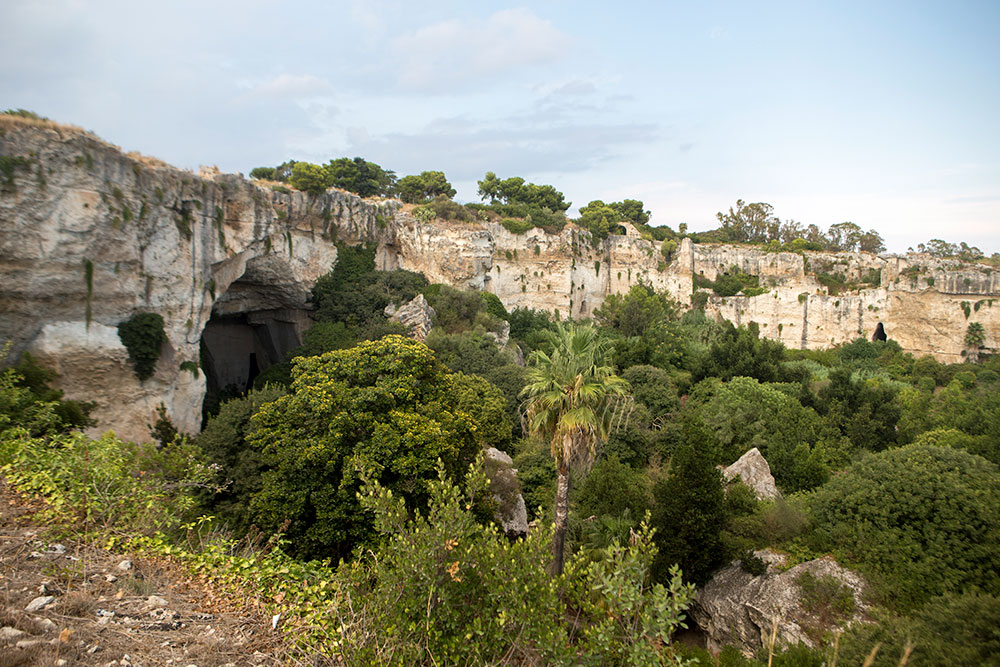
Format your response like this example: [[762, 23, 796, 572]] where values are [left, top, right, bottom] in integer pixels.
[[3, 0, 998, 254]]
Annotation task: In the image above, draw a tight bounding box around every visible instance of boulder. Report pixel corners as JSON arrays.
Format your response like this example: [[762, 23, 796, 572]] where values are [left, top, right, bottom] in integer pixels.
[[483, 448, 528, 537], [386, 294, 435, 342], [722, 448, 780, 500], [691, 550, 868, 656]]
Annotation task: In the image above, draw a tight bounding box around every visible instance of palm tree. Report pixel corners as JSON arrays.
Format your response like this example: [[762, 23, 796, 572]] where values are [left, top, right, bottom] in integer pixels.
[[520, 323, 631, 574]]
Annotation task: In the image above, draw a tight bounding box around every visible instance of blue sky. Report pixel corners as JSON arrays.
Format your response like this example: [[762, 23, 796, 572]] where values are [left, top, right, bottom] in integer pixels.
[[3, 0, 998, 253]]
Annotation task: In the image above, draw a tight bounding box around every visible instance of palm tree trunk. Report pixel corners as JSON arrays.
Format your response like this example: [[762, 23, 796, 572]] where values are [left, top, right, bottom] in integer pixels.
[[551, 463, 571, 575]]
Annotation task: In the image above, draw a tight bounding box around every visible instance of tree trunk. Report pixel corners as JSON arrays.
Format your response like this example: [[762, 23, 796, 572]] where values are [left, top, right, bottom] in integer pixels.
[[551, 463, 571, 575]]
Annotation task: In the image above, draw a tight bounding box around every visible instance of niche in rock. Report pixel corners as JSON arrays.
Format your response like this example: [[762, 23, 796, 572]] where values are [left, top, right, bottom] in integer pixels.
[[200, 255, 314, 419]]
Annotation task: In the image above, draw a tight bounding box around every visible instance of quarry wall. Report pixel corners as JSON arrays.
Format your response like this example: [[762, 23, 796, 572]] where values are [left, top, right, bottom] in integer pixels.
[[1, 120, 997, 439]]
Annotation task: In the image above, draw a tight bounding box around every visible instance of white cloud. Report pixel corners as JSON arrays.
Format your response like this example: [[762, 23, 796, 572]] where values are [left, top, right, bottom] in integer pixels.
[[391, 8, 571, 91]]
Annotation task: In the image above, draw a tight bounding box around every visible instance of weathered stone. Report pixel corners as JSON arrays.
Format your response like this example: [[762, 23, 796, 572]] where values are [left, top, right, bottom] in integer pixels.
[[692, 550, 868, 656], [722, 448, 780, 500], [484, 448, 528, 537], [387, 294, 435, 341], [144, 595, 169, 609], [2, 119, 997, 440], [0, 626, 25, 641], [25, 595, 55, 612]]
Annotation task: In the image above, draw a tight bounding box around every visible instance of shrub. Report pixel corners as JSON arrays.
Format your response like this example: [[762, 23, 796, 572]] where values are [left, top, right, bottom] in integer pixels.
[[1, 430, 215, 535], [197, 385, 288, 533], [117, 312, 168, 381], [247, 336, 481, 560], [806, 443, 1000, 609]]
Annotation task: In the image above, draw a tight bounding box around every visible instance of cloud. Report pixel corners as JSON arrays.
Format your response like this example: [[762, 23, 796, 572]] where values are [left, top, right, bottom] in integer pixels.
[[341, 114, 657, 181], [243, 74, 334, 99], [391, 9, 571, 91]]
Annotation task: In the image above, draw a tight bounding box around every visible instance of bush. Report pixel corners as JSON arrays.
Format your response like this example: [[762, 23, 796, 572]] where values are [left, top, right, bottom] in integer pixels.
[[806, 443, 1000, 609], [117, 312, 168, 381], [196, 385, 288, 533], [247, 336, 482, 560], [1, 430, 215, 535]]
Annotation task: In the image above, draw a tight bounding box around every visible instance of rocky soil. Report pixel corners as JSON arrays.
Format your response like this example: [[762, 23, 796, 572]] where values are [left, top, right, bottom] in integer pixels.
[[0, 479, 290, 666]]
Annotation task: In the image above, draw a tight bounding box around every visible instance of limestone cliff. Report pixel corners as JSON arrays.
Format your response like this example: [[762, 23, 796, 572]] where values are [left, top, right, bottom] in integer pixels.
[[2, 118, 997, 439]]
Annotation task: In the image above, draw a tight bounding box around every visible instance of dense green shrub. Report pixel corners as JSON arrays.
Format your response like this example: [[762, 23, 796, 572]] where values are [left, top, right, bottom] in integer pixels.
[[413, 196, 477, 223], [0, 352, 94, 434], [196, 385, 288, 533], [806, 443, 1000, 609], [117, 312, 168, 381], [247, 336, 482, 560]]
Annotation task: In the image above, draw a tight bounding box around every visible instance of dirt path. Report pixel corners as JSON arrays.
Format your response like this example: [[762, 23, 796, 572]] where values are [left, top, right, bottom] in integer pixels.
[[0, 479, 292, 666]]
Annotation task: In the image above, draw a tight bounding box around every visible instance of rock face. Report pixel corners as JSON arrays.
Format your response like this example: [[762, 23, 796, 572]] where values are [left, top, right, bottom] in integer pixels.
[[483, 447, 529, 537], [722, 448, 780, 501], [2, 117, 998, 438], [692, 550, 868, 656], [385, 294, 435, 341]]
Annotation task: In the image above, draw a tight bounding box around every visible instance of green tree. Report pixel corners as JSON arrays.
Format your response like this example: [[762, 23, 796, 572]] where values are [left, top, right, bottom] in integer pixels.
[[476, 171, 570, 211], [716, 199, 780, 243], [651, 422, 728, 586], [396, 170, 456, 203], [594, 282, 681, 337], [325, 157, 396, 197], [965, 322, 986, 362], [520, 324, 630, 574], [247, 336, 481, 560], [289, 161, 329, 195]]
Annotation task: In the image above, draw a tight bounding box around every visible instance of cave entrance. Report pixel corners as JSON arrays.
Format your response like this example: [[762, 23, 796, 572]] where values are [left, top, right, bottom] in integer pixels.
[[200, 259, 314, 423]]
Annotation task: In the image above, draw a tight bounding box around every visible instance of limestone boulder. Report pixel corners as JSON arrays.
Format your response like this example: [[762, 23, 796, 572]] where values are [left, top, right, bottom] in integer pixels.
[[483, 447, 528, 537], [692, 550, 868, 657], [722, 448, 780, 501], [386, 294, 435, 342]]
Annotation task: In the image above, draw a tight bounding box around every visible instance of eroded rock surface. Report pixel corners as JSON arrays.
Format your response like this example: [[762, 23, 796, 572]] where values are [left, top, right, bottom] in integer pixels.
[[692, 550, 868, 656], [386, 293, 435, 342], [722, 448, 780, 501], [2, 118, 998, 439], [484, 447, 529, 537]]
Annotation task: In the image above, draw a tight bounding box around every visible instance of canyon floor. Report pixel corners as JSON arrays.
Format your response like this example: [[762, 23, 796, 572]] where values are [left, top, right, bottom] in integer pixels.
[[0, 480, 291, 667]]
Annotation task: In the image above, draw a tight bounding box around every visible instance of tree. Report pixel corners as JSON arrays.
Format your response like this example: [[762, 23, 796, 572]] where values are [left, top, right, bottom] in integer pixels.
[[715, 199, 780, 243], [965, 322, 986, 363], [476, 172, 570, 211], [325, 157, 396, 197], [396, 170, 456, 203], [289, 161, 329, 195], [651, 422, 728, 586], [520, 324, 630, 574], [594, 282, 682, 338], [247, 336, 482, 560], [827, 222, 863, 251]]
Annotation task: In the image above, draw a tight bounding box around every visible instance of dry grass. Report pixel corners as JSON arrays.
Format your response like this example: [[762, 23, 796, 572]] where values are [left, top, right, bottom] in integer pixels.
[[0, 113, 95, 141], [124, 150, 171, 170]]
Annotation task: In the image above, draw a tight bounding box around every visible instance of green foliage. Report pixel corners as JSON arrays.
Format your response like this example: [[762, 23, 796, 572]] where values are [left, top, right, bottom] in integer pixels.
[[396, 170, 456, 203], [806, 443, 1000, 609], [117, 312, 167, 381], [288, 161, 328, 195], [311, 242, 428, 327], [247, 336, 481, 560], [413, 195, 477, 222], [564, 525, 695, 665], [196, 385, 288, 533], [1, 430, 215, 535], [621, 365, 680, 419], [500, 216, 535, 234], [477, 171, 570, 211], [966, 321, 986, 349], [0, 154, 31, 192], [690, 376, 830, 492], [651, 424, 728, 585], [324, 156, 396, 197], [594, 282, 681, 338], [696, 321, 786, 383], [1, 352, 94, 434], [817, 367, 900, 451], [336, 462, 568, 664], [794, 570, 856, 635]]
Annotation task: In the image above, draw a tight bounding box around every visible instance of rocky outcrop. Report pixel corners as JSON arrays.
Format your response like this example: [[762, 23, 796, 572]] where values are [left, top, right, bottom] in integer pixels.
[[2, 118, 998, 439], [483, 447, 529, 537], [385, 294, 435, 341], [722, 448, 780, 501], [692, 550, 868, 656]]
